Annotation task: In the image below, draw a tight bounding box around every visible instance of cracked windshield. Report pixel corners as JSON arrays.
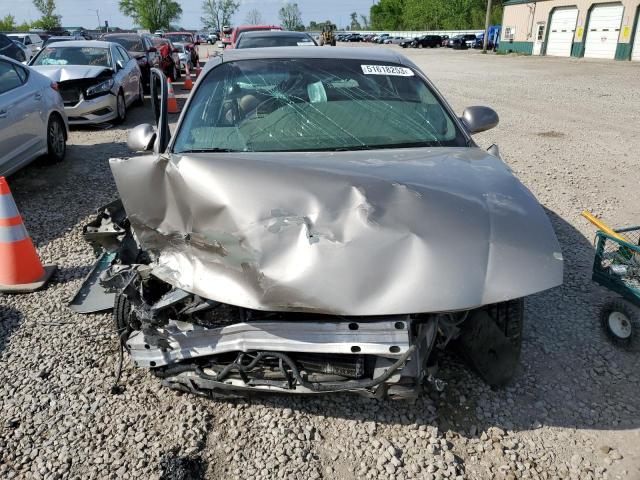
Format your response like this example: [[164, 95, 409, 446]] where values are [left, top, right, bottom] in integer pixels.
[[173, 58, 467, 153]]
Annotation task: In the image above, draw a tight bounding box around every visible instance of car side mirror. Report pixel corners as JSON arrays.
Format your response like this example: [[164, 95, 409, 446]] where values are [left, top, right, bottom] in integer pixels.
[[127, 124, 157, 151], [147, 46, 157, 53], [149, 68, 170, 153], [116, 59, 124, 71], [460, 106, 499, 134]]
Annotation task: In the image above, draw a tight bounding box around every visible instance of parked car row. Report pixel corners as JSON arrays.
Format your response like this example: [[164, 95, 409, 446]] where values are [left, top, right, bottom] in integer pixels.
[[337, 32, 492, 51], [0, 37, 148, 176]]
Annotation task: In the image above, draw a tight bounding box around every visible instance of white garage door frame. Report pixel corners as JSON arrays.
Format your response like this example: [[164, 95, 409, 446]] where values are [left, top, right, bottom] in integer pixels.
[[583, 2, 624, 59], [545, 6, 579, 57], [631, 6, 640, 61]]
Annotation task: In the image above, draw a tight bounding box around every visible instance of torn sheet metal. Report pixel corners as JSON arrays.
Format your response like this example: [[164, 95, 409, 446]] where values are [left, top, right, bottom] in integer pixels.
[[69, 251, 117, 313], [109, 147, 563, 315]]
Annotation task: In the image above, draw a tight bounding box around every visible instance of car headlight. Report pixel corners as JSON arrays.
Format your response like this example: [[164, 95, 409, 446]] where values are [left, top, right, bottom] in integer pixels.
[[85, 78, 114, 98]]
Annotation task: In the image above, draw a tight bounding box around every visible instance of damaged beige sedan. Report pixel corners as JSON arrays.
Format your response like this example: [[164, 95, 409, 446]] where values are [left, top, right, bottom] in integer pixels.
[[78, 48, 563, 399]]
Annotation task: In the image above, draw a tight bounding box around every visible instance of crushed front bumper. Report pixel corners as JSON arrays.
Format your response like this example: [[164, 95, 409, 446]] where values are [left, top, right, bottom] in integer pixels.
[[65, 93, 117, 125], [131, 313, 437, 399], [78, 200, 529, 399], [129, 318, 412, 368]]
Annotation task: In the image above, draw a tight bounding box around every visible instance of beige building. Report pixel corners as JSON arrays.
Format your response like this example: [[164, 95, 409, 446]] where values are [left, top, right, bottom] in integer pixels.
[[498, 0, 640, 60]]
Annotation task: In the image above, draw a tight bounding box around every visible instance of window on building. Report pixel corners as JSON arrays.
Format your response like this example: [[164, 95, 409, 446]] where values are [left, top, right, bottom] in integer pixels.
[[504, 27, 516, 40], [536, 24, 545, 40]]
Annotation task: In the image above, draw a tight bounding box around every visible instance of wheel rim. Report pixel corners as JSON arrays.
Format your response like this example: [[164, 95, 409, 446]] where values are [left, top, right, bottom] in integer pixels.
[[118, 94, 125, 119], [49, 120, 64, 157], [608, 311, 632, 339]]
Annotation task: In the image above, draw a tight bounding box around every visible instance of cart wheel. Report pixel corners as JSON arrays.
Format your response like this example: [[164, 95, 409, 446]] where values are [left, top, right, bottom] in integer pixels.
[[600, 298, 639, 349]]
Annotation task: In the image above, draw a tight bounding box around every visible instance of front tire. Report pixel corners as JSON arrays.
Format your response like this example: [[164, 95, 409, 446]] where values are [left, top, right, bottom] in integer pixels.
[[114, 90, 126, 124], [45, 115, 66, 163], [134, 81, 144, 106], [114, 294, 136, 334], [454, 298, 524, 387]]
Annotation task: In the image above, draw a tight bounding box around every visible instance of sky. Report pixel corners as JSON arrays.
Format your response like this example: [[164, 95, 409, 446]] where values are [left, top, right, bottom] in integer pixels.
[[5, 0, 376, 30]]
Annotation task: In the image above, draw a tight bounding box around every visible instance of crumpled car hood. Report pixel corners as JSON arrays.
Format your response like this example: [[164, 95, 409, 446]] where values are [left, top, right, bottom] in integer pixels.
[[31, 65, 112, 82], [110, 147, 563, 315]]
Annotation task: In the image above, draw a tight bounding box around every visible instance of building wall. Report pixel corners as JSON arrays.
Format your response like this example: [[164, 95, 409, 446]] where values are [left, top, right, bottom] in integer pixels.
[[499, 0, 640, 59]]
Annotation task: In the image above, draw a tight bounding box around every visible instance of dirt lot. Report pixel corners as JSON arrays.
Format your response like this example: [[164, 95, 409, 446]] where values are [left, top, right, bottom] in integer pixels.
[[1, 46, 639, 480]]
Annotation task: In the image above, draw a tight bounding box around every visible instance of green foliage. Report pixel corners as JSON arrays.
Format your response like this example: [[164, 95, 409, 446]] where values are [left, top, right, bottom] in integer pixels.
[[371, 0, 502, 30], [0, 14, 16, 31], [32, 0, 62, 30], [119, 0, 183, 32], [279, 3, 304, 31], [245, 8, 263, 25], [201, 0, 239, 31], [349, 12, 362, 31]]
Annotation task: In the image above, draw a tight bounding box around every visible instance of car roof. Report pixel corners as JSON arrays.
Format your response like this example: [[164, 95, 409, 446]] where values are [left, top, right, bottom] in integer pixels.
[[45, 40, 113, 48], [104, 33, 143, 37], [219, 46, 406, 63], [239, 31, 311, 38], [165, 32, 192, 35]]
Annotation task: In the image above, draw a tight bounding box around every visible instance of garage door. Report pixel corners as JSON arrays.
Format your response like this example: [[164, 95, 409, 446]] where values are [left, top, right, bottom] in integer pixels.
[[584, 4, 623, 59], [632, 12, 640, 61], [546, 7, 579, 57]]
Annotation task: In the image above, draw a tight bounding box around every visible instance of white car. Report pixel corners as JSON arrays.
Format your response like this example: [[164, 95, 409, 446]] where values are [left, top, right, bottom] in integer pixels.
[[7, 33, 44, 56], [30, 41, 144, 125], [0, 55, 68, 176]]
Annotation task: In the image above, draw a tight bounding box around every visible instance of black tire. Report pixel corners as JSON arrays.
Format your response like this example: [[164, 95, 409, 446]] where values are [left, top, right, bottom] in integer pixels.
[[45, 114, 66, 163], [114, 90, 126, 124], [134, 81, 144, 107], [454, 298, 524, 387], [600, 298, 639, 350], [114, 294, 136, 334]]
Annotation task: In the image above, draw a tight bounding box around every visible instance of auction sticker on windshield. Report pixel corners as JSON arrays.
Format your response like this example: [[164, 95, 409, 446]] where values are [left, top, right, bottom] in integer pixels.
[[361, 65, 414, 76]]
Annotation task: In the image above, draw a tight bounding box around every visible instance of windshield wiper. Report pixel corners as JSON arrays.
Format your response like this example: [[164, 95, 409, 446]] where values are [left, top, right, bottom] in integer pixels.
[[177, 148, 240, 153]]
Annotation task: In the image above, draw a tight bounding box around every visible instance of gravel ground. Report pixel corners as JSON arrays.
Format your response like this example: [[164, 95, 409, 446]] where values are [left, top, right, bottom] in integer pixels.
[[1, 46, 640, 480]]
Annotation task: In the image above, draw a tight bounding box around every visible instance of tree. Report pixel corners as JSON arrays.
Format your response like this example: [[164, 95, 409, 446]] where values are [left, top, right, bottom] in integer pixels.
[[0, 15, 16, 31], [279, 3, 303, 31], [371, 0, 502, 31], [32, 0, 61, 31], [245, 8, 263, 25], [349, 12, 362, 31], [119, 0, 182, 31], [359, 14, 370, 29], [201, 0, 240, 31]]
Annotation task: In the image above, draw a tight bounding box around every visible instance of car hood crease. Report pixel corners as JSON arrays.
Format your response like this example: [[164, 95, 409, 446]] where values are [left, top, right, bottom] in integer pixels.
[[31, 65, 112, 82], [109, 147, 563, 315]]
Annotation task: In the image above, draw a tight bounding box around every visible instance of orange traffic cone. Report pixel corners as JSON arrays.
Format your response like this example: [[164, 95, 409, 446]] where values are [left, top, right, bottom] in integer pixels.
[[0, 177, 56, 293], [167, 78, 180, 114], [182, 63, 193, 91]]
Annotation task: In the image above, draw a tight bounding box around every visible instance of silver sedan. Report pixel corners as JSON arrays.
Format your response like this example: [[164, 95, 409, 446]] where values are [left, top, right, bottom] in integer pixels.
[[0, 55, 68, 176], [29, 40, 143, 125]]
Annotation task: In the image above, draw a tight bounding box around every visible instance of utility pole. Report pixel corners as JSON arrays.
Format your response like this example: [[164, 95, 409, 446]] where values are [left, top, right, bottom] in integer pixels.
[[482, 0, 493, 53], [89, 9, 100, 31]]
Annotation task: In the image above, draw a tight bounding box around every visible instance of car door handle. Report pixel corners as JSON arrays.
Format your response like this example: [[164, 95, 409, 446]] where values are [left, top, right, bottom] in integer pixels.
[[34, 93, 42, 100], [0, 110, 7, 118]]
